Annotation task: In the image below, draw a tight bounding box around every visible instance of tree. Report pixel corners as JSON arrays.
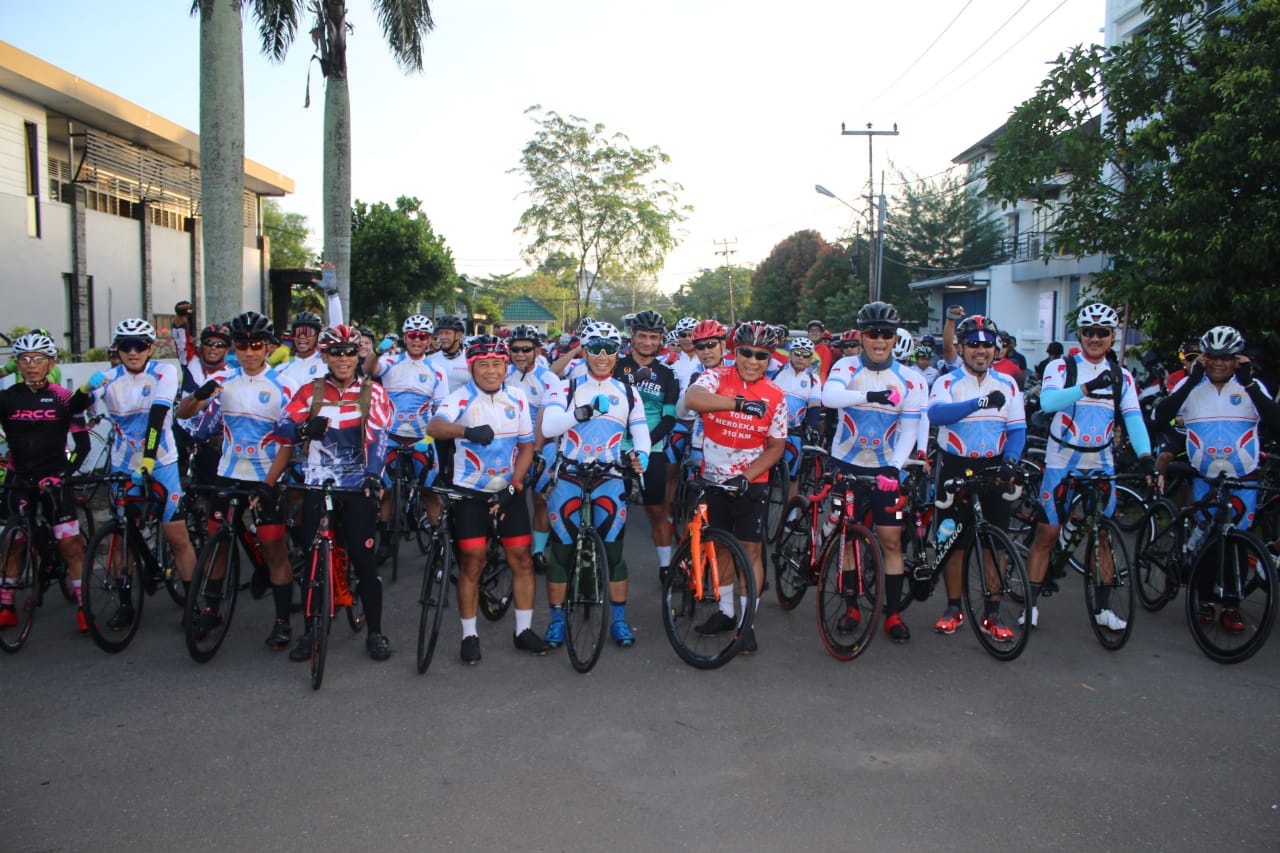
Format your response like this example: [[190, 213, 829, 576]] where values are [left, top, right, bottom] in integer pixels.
[[594, 276, 670, 328], [749, 230, 829, 325], [512, 106, 689, 323], [250, 0, 437, 316], [981, 0, 1280, 354], [262, 200, 316, 268], [672, 266, 753, 322], [349, 196, 454, 330], [886, 169, 1006, 272]]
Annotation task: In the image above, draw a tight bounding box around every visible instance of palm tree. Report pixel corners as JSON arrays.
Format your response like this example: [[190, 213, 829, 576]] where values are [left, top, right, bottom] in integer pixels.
[[251, 0, 437, 315]]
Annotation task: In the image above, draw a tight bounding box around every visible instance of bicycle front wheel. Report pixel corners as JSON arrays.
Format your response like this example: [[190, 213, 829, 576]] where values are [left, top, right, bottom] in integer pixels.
[[566, 528, 609, 673], [764, 459, 789, 544], [1083, 518, 1135, 651], [307, 539, 332, 689], [0, 522, 37, 652], [185, 527, 240, 663], [416, 529, 450, 674], [479, 539, 513, 621], [962, 525, 1030, 661], [772, 497, 812, 610], [388, 467, 403, 583], [816, 523, 883, 661], [1186, 530, 1276, 664], [1134, 498, 1179, 612], [661, 528, 756, 669], [83, 521, 146, 654]]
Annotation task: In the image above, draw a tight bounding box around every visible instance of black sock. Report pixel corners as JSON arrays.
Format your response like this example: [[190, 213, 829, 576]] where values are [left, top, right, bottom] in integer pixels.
[[1030, 582, 1042, 605], [884, 574, 904, 615], [947, 597, 961, 611], [272, 583, 292, 621]]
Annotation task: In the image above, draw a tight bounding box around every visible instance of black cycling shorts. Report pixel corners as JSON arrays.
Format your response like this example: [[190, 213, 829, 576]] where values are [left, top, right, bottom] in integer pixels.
[[705, 481, 769, 543], [451, 487, 532, 550], [633, 451, 667, 507]]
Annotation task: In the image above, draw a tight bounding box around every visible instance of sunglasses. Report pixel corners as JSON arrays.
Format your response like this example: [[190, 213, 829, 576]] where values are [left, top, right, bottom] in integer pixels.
[[234, 340, 267, 351], [584, 341, 621, 356], [1080, 327, 1112, 339], [509, 345, 537, 354], [404, 331, 432, 342], [202, 339, 229, 349], [693, 340, 721, 351], [964, 338, 997, 348], [677, 332, 692, 339], [325, 346, 360, 358], [862, 329, 896, 340], [790, 350, 814, 358], [17, 354, 50, 364], [116, 340, 151, 354], [736, 347, 772, 361]]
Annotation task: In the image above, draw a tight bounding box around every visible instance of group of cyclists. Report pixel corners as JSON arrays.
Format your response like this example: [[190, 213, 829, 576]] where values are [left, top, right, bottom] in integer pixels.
[[2, 286, 1275, 665]]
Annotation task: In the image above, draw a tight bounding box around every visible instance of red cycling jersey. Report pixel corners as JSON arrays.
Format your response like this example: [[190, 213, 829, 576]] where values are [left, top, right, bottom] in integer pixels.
[[693, 365, 788, 483]]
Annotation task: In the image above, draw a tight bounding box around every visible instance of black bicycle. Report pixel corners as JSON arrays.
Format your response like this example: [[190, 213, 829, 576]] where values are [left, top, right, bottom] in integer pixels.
[[382, 440, 435, 582], [0, 481, 82, 652]]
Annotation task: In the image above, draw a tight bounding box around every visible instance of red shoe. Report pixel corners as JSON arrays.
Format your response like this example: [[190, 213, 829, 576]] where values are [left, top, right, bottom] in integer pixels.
[[934, 607, 964, 634], [883, 612, 910, 643], [76, 609, 88, 634], [1220, 608, 1245, 633], [836, 607, 862, 633], [0, 606, 17, 628], [980, 616, 1016, 643]]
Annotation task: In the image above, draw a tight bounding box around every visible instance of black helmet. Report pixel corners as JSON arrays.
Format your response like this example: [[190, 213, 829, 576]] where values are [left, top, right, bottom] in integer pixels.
[[509, 324, 540, 344], [199, 323, 231, 344], [436, 315, 466, 333], [630, 310, 666, 333], [291, 311, 323, 331], [230, 311, 274, 341], [856, 301, 900, 331], [734, 320, 781, 349], [955, 314, 1000, 344]]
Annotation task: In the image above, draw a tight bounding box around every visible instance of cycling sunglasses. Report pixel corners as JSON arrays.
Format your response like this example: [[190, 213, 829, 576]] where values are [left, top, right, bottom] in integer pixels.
[[693, 340, 721, 351], [404, 331, 432, 341], [963, 339, 997, 349], [861, 328, 896, 340], [202, 339, 230, 349], [234, 339, 268, 351], [115, 339, 151, 353], [584, 341, 621, 356], [325, 345, 360, 358], [1079, 327, 1112, 339], [736, 347, 772, 361], [508, 345, 537, 354]]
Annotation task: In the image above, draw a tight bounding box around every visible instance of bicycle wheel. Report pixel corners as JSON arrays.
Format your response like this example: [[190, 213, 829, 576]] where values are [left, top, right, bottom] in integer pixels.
[[1186, 530, 1276, 664], [410, 488, 433, 554], [150, 521, 186, 608], [962, 525, 1030, 661], [764, 459, 789, 544], [1112, 484, 1147, 535], [772, 497, 812, 610], [388, 463, 403, 584], [0, 522, 37, 653], [184, 527, 240, 663], [1083, 518, 1135, 651], [479, 539, 513, 622], [565, 528, 609, 673], [416, 530, 450, 674], [83, 521, 146, 653], [816, 523, 883, 660], [1134, 498, 1179, 612], [307, 539, 332, 690], [661, 528, 756, 669]]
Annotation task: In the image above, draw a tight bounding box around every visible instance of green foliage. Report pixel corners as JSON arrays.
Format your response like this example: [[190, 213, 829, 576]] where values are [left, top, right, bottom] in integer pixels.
[[594, 277, 671, 329], [749, 230, 830, 324], [982, 0, 1280, 355], [349, 196, 455, 330], [887, 169, 1006, 271], [512, 106, 690, 322], [672, 266, 752, 322], [262, 200, 316, 268]]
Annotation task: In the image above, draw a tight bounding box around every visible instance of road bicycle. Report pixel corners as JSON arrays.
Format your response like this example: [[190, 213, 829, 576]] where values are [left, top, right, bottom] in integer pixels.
[[660, 478, 757, 669], [0, 481, 83, 652], [382, 440, 435, 582]]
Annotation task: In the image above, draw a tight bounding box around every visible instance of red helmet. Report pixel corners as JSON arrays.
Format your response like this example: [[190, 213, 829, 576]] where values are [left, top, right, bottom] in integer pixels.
[[465, 335, 509, 364], [733, 320, 781, 349], [318, 324, 359, 351], [691, 319, 727, 341]]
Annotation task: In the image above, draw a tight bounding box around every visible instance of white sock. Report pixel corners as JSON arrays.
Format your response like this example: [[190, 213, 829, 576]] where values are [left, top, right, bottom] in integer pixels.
[[738, 595, 749, 626], [515, 608, 533, 634], [656, 545, 672, 566], [461, 617, 478, 638], [719, 585, 735, 617]]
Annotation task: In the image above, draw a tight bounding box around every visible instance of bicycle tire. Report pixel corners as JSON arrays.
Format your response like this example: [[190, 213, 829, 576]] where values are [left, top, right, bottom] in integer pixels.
[[1134, 498, 1179, 612], [184, 527, 240, 663], [796, 449, 824, 499], [344, 553, 366, 634], [0, 521, 37, 652], [1185, 530, 1276, 664], [816, 523, 883, 661], [308, 538, 331, 689], [152, 522, 186, 608], [388, 460, 403, 584], [83, 521, 147, 654], [411, 488, 433, 554], [566, 527, 609, 673], [661, 527, 756, 669], [1111, 484, 1147, 535], [1083, 517, 1135, 651], [416, 530, 450, 674], [764, 459, 788, 545], [479, 539, 513, 622], [772, 496, 813, 610], [962, 524, 1031, 661]]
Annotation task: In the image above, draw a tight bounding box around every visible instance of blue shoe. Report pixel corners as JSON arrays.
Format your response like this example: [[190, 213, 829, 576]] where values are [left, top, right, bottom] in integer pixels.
[[543, 609, 566, 648], [610, 619, 635, 647]]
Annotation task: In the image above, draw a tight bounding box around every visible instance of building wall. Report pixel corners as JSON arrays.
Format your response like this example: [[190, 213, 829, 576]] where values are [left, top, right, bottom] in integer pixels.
[[152, 224, 193, 317], [0, 193, 72, 343], [86, 209, 143, 341]]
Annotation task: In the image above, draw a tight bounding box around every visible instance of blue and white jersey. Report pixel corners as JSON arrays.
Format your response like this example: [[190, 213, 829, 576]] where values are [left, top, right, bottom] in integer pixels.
[[1171, 374, 1270, 477], [92, 361, 180, 469], [821, 357, 924, 470], [176, 358, 233, 441], [1042, 355, 1141, 471], [204, 366, 298, 480], [278, 352, 325, 387], [434, 381, 533, 493], [506, 362, 559, 418], [769, 365, 822, 430], [541, 374, 650, 466], [929, 367, 1025, 459], [375, 352, 447, 439], [428, 349, 472, 395]]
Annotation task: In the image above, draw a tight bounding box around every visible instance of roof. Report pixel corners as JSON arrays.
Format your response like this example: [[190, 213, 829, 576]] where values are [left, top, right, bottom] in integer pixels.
[[0, 41, 293, 197], [499, 295, 556, 323]]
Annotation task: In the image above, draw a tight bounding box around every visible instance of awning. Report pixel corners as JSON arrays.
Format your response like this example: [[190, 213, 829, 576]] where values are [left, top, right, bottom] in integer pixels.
[[908, 272, 990, 292]]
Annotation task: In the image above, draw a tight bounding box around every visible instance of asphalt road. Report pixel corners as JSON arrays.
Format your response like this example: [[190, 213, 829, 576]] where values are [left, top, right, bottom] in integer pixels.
[[3, 514, 1278, 852]]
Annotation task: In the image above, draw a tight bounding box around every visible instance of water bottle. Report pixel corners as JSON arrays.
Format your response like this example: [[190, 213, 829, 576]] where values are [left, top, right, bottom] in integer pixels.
[[821, 509, 839, 539], [1185, 519, 1208, 554], [936, 517, 957, 545]]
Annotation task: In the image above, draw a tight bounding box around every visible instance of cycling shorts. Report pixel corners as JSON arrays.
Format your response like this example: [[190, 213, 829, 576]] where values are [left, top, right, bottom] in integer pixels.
[[547, 476, 627, 544], [705, 481, 769, 543], [452, 488, 532, 551], [830, 459, 903, 528], [113, 462, 184, 523]]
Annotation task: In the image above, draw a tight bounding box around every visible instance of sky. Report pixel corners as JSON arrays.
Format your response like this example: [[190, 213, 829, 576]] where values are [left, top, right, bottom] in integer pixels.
[[3, 0, 1104, 296]]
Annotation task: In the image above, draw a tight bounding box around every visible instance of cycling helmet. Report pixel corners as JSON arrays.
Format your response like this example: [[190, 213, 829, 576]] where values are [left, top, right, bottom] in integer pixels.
[[691, 319, 727, 341], [13, 332, 57, 357], [114, 318, 156, 343], [199, 323, 231, 344], [509, 324, 540, 344], [318, 324, 359, 351], [1077, 302, 1120, 329], [291, 311, 323, 332], [229, 311, 274, 341], [580, 321, 623, 346], [914, 346, 934, 361], [893, 328, 914, 361], [402, 315, 434, 335], [955, 314, 1000, 345], [733, 320, 781, 349], [665, 330, 679, 348], [920, 334, 937, 347], [773, 324, 790, 340], [674, 317, 698, 335], [436, 315, 466, 333], [577, 317, 597, 331], [1199, 325, 1245, 357], [836, 329, 861, 347], [465, 334, 509, 364], [789, 338, 815, 356], [1178, 339, 1202, 361], [807, 319, 825, 331], [856, 301, 900, 331], [630, 309, 667, 333]]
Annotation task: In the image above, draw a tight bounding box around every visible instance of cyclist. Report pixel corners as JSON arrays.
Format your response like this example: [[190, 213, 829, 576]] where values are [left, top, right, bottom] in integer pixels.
[[539, 321, 651, 647], [0, 328, 64, 385], [276, 324, 395, 661], [277, 311, 327, 387], [1026, 302, 1154, 630], [914, 347, 940, 388], [428, 314, 471, 394], [1164, 339, 1202, 393], [504, 324, 560, 573], [426, 335, 544, 663], [1153, 325, 1280, 629], [807, 320, 835, 382], [86, 319, 198, 628], [0, 333, 92, 632], [178, 311, 301, 648], [615, 309, 680, 583], [926, 314, 1027, 640], [820, 302, 926, 643], [769, 337, 823, 494], [174, 323, 234, 486], [675, 319, 731, 475]]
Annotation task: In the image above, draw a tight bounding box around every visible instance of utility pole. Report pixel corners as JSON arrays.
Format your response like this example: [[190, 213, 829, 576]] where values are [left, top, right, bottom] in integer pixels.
[[714, 238, 739, 325], [840, 122, 899, 302]]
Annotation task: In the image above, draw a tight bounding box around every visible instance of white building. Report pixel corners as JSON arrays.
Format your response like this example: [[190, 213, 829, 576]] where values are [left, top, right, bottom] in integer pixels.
[[0, 41, 292, 357]]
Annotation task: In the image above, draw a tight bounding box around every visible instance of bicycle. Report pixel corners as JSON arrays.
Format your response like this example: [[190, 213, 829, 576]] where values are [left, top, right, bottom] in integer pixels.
[[1132, 462, 1278, 663], [0, 480, 82, 652], [660, 478, 757, 669], [382, 440, 435, 582], [81, 472, 188, 653]]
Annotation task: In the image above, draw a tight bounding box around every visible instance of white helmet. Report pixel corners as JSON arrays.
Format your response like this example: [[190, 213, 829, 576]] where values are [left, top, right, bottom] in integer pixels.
[[893, 328, 914, 362], [13, 332, 57, 357], [674, 317, 698, 335], [1199, 325, 1245, 357], [402, 315, 434, 334], [1077, 302, 1119, 330], [581, 320, 622, 346], [114, 318, 156, 343]]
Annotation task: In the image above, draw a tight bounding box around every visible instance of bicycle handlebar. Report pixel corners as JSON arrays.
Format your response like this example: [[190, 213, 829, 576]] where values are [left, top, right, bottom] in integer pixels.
[[935, 473, 1024, 510]]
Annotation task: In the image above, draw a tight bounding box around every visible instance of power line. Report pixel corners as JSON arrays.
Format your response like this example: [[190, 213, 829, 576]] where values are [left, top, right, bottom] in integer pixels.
[[855, 0, 977, 116]]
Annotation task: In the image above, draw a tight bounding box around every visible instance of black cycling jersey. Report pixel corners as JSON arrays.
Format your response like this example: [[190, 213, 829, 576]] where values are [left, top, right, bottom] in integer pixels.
[[0, 382, 90, 478]]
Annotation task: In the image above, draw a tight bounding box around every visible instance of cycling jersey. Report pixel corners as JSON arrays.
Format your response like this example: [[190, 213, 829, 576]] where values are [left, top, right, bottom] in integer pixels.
[[0, 383, 89, 478], [276, 376, 393, 487], [1170, 374, 1271, 478], [667, 351, 700, 395], [541, 374, 651, 467], [177, 358, 233, 441], [434, 381, 532, 493], [373, 352, 447, 439], [92, 361, 180, 469], [615, 354, 678, 452], [201, 366, 298, 480], [769, 365, 822, 430], [692, 365, 787, 483], [1040, 354, 1142, 471], [928, 367, 1025, 459], [278, 352, 325, 387], [821, 358, 924, 471], [428, 348, 472, 394], [506, 362, 558, 417]]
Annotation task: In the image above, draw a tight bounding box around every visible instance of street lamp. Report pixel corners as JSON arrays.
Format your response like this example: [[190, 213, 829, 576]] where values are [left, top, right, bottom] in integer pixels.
[[815, 184, 858, 212]]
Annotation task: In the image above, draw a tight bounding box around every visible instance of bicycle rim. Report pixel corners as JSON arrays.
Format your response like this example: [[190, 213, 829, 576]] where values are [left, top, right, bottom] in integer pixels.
[[416, 532, 450, 674], [772, 497, 812, 611], [1084, 518, 1135, 651], [479, 541, 513, 621], [83, 522, 146, 654], [309, 540, 331, 689], [816, 525, 882, 661], [1186, 531, 1277, 664], [566, 528, 609, 673], [962, 526, 1030, 661], [0, 523, 37, 652], [660, 529, 756, 669], [185, 528, 240, 663], [1134, 499, 1179, 612]]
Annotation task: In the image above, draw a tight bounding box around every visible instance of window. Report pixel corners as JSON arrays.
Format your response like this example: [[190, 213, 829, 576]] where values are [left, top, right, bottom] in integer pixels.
[[24, 122, 41, 237]]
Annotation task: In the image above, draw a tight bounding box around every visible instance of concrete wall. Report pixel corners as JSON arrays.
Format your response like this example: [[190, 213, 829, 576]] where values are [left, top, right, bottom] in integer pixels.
[[152, 224, 193, 316], [85, 209, 144, 342]]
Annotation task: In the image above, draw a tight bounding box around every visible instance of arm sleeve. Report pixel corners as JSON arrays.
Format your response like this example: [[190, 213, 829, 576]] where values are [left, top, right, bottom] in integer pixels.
[[1039, 385, 1085, 412], [1003, 426, 1026, 461], [1245, 382, 1280, 430], [928, 398, 981, 426], [821, 383, 869, 408], [142, 402, 169, 461], [325, 291, 344, 328], [67, 429, 91, 474], [1122, 410, 1152, 457], [1154, 377, 1195, 426], [650, 405, 677, 445]]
